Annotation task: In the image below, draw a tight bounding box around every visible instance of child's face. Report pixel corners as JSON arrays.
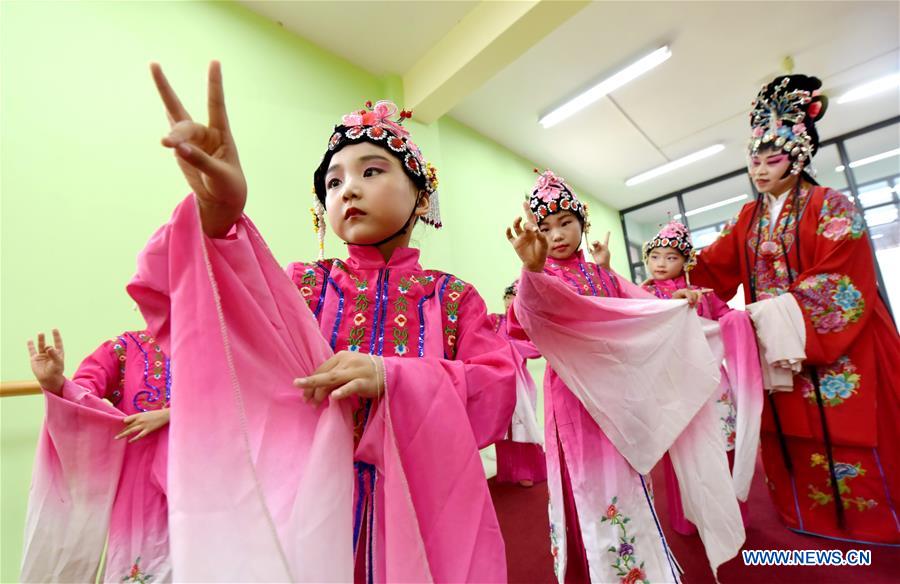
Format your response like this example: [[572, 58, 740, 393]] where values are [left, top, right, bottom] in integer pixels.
[[538, 211, 583, 260], [748, 147, 795, 194], [503, 294, 515, 312], [647, 246, 686, 280], [324, 142, 427, 244]]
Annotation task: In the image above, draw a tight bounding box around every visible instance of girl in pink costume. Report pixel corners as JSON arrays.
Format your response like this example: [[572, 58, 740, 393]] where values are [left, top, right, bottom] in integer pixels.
[[489, 280, 547, 487], [122, 62, 517, 582], [640, 220, 760, 536], [23, 328, 171, 583], [505, 170, 746, 583]]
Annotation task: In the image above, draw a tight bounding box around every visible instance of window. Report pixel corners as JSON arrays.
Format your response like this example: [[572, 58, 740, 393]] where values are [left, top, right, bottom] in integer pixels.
[[620, 117, 899, 321], [681, 174, 754, 250]]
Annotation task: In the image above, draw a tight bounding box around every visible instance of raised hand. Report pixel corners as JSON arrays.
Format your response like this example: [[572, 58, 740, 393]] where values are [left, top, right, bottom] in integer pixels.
[[27, 329, 65, 395], [293, 351, 384, 405], [590, 231, 612, 270], [151, 61, 247, 237], [116, 409, 170, 442], [506, 202, 549, 273]]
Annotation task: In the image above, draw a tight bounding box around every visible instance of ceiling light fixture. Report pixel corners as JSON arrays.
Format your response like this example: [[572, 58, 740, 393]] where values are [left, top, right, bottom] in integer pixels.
[[539, 46, 672, 128], [626, 144, 725, 187], [834, 147, 900, 172], [836, 72, 900, 104], [674, 194, 748, 220]]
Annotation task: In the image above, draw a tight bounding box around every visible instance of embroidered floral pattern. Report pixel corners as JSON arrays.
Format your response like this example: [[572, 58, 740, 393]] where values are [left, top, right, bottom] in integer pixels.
[[799, 356, 860, 407], [347, 276, 370, 352], [600, 496, 649, 584], [293, 263, 324, 309], [549, 518, 561, 578], [716, 390, 737, 451], [301, 266, 317, 287], [817, 191, 865, 241], [391, 277, 416, 356], [134, 332, 169, 412], [808, 454, 877, 512], [122, 556, 153, 584], [746, 189, 811, 299], [443, 279, 466, 359], [548, 261, 606, 297], [795, 273, 865, 333]]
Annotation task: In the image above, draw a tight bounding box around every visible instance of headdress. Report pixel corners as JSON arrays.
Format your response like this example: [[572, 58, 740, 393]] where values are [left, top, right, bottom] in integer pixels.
[[528, 169, 588, 228], [309, 100, 442, 259], [749, 74, 828, 175], [642, 219, 696, 271]]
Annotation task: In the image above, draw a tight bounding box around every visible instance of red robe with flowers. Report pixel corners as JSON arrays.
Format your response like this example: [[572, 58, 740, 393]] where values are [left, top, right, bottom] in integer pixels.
[[692, 185, 900, 545]]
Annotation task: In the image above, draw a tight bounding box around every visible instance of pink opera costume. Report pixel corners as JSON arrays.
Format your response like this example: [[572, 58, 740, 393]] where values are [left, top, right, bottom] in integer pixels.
[[489, 279, 547, 485], [22, 331, 171, 583], [125, 100, 517, 582], [508, 170, 748, 583]]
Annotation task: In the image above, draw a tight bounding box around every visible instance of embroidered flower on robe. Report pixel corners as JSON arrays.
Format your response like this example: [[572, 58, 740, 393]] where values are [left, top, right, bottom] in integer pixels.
[[817, 191, 865, 241], [601, 496, 650, 584], [795, 273, 865, 333], [808, 454, 877, 511], [122, 556, 153, 584], [799, 357, 861, 407]]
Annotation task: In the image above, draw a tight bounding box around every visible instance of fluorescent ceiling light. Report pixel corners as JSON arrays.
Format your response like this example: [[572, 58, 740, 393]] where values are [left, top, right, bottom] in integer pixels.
[[626, 144, 725, 187], [836, 73, 900, 104], [674, 194, 748, 220], [834, 148, 900, 172], [539, 46, 672, 128]]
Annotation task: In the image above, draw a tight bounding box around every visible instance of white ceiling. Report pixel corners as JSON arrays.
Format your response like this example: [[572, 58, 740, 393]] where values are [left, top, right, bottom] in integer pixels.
[[240, 1, 479, 75], [243, 1, 900, 210]]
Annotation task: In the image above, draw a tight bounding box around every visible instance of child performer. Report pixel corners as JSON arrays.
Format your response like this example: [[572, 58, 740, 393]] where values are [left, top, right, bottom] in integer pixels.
[[504, 170, 745, 583], [127, 62, 518, 582], [22, 329, 170, 583], [641, 220, 761, 536], [490, 280, 546, 487], [691, 74, 900, 545]]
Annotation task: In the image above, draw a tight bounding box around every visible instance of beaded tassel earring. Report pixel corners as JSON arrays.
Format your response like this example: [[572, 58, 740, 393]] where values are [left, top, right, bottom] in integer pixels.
[[423, 162, 442, 228], [581, 202, 591, 250], [310, 197, 326, 261]]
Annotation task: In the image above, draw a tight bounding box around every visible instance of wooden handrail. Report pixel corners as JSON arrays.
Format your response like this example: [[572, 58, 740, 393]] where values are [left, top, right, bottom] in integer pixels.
[[1, 380, 41, 398]]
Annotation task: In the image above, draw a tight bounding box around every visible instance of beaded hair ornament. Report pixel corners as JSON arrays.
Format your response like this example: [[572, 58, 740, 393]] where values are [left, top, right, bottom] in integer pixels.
[[749, 75, 828, 176], [528, 169, 589, 231], [642, 219, 697, 272], [310, 100, 441, 259]]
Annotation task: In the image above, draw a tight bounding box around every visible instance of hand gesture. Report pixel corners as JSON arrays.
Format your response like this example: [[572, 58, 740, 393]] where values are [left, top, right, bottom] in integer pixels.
[[116, 409, 170, 442], [293, 351, 384, 405], [151, 61, 246, 237], [672, 288, 713, 308], [506, 202, 549, 273], [27, 329, 65, 395], [589, 231, 612, 270]]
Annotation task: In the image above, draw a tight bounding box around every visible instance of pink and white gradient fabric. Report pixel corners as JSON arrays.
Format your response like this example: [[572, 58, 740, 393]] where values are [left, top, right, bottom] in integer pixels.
[[125, 194, 508, 582], [128, 194, 355, 582], [22, 337, 170, 583], [515, 269, 746, 579]]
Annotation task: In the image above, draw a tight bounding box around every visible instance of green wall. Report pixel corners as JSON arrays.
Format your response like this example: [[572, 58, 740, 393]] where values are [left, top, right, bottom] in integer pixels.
[[0, 2, 626, 580]]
